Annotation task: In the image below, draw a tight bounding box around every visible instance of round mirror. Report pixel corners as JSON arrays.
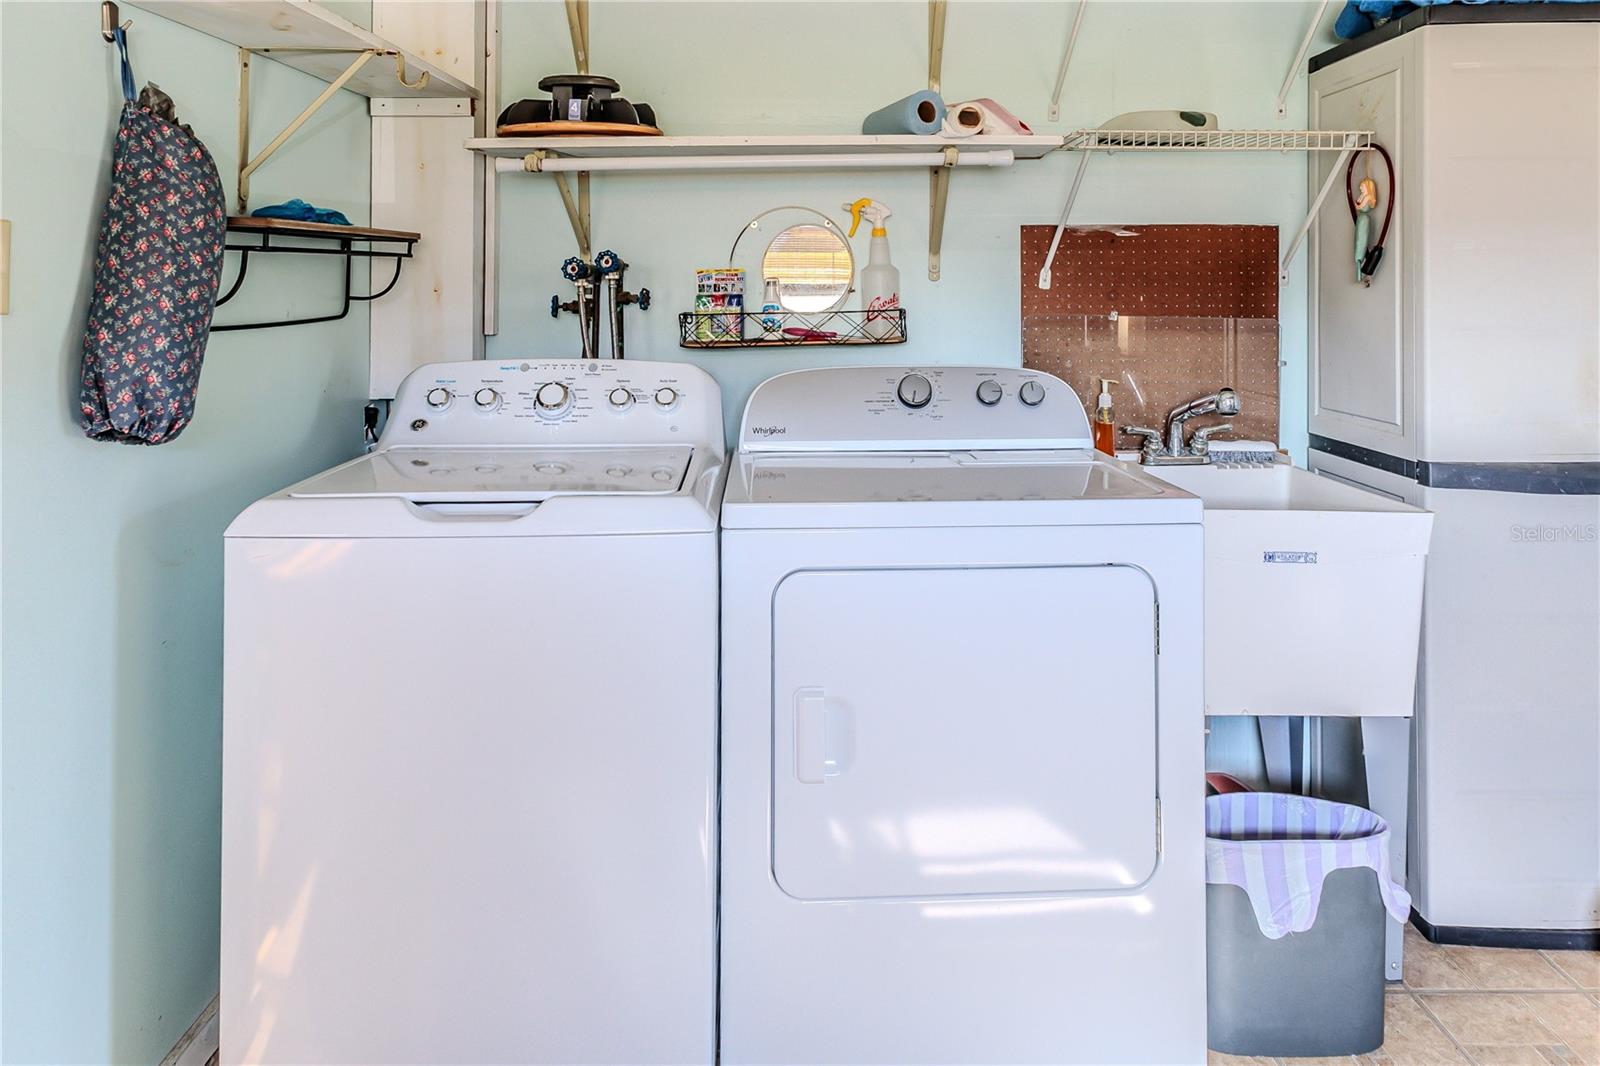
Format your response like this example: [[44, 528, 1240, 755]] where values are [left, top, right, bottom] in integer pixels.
[[761, 223, 854, 313]]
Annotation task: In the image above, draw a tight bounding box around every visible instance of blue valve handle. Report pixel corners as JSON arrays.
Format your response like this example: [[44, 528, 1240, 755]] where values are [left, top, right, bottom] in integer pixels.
[[561, 256, 592, 281], [594, 249, 624, 275]]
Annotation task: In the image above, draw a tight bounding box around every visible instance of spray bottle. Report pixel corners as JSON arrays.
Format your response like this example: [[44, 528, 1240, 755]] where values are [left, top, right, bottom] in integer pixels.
[[844, 198, 900, 341]]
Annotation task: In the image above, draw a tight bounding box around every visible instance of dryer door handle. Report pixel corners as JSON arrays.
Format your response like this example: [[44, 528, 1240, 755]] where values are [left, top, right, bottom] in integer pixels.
[[794, 688, 853, 784], [794, 688, 828, 783]]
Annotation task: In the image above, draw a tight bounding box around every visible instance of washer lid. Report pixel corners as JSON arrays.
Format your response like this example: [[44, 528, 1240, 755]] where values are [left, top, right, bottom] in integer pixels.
[[739, 450, 1166, 504], [288, 446, 694, 502], [722, 449, 1199, 528]]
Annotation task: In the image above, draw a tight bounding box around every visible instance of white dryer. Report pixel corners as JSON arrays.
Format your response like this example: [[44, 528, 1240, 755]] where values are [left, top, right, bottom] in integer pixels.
[[719, 366, 1206, 1064], [223, 360, 723, 1065]]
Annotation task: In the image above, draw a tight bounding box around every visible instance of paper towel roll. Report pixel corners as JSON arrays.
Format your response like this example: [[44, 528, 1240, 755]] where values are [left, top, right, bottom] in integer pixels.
[[861, 90, 945, 136], [942, 102, 984, 138], [940, 98, 1032, 138]]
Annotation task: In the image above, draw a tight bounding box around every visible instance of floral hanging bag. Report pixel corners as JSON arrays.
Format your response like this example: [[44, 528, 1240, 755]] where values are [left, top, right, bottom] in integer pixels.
[[78, 27, 227, 445]]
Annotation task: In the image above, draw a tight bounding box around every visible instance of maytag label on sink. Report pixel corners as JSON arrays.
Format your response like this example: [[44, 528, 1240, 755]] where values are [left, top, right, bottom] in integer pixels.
[[1263, 551, 1318, 564]]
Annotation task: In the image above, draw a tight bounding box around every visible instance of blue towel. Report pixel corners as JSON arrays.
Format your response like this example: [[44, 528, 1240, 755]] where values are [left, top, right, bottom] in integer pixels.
[[1337, 0, 1590, 39], [249, 198, 351, 226]]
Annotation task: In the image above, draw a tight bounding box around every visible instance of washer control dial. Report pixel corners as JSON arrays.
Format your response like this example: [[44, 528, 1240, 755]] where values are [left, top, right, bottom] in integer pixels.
[[975, 379, 1003, 406], [425, 387, 452, 409], [1018, 379, 1046, 407], [535, 381, 572, 418], [897, 373, 933, 409], [608, 387, 635, 410], [473, 387, 501, 410], [654, 387, 679, 410]]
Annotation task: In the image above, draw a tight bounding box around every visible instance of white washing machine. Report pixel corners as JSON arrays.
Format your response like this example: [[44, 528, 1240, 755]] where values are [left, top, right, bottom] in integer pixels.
[[222, 360, 723, 1065], [719, 366, 1206, 1064]]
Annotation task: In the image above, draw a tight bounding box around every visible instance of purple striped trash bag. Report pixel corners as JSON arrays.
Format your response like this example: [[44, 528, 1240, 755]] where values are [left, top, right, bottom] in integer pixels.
[[1205, 792, 1411, 939]]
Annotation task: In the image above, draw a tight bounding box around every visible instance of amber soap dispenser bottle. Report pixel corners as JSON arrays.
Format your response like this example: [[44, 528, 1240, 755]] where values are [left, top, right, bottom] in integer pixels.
[[1092, 378, 1117, 455]]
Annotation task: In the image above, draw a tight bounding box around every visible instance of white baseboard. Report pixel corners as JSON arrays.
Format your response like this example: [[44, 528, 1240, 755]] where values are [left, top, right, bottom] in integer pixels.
[[159, 995, 219, 1066]]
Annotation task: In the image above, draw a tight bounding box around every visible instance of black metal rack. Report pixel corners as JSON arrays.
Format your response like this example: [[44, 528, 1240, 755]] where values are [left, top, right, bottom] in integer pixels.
[[213, 217, 419, 332], [678, 309, 906, 349]]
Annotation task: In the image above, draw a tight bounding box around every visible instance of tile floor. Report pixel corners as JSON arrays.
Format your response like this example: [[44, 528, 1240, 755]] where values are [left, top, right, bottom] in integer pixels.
[[1211, 926, 1600, 1066]]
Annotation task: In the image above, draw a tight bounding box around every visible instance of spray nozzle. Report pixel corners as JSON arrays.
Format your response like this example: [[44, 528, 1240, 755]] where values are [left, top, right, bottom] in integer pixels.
[[844, 198, 892, 238]]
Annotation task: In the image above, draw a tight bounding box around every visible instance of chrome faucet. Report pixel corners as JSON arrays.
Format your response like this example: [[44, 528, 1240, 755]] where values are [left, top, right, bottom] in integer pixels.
[[1122, 387, 1240, 466]]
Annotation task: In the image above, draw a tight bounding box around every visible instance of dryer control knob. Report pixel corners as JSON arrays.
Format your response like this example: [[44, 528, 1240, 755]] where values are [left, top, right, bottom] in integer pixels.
[[897, 373, 933, 409], [425, 387, 452, 409], [654, 387, 679, 409], [535, 381, 572, 413], [1018, 379, 1046, 407], [608, 387, 635, 410], [975, 380, 1003, 406], [474, 387, 501, 410]]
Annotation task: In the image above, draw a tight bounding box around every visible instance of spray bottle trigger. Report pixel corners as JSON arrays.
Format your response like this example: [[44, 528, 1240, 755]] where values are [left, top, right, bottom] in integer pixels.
[[844, 198, 870, 239]]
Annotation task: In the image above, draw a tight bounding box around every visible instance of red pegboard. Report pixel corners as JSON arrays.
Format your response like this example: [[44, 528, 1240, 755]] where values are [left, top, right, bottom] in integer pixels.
[[1020, 225, 1279, 319], [1020, 225, 1281, 447]]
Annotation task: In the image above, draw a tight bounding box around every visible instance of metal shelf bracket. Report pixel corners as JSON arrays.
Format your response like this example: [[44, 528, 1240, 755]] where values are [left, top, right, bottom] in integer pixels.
[[526, 0, 597, 259], [1037, 150, 1092, 290], [1276, 0, 1332, 118], [1047, 2, 1089, 123], [928, 146, 958, 281], [237, 46, 375, 213], [1279, 132, 1361, 283], [521, 151, 593, 259], [565, 0, 590, 75]]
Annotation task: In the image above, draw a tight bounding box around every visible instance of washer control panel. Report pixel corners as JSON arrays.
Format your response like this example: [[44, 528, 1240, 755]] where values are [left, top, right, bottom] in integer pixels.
[[739, 366, 1092, 453], [383, 360, 723, 451]]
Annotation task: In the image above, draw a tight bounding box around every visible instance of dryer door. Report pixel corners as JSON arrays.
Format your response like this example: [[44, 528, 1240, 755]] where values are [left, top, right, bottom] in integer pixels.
[[771, 564, 1159, 901]]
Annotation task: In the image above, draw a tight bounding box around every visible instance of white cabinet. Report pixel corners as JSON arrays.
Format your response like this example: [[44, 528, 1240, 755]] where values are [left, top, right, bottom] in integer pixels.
[[1310, 22, 1600, 939], [1309, 34, 1416, 458], [1310, 24, 1600, 465]]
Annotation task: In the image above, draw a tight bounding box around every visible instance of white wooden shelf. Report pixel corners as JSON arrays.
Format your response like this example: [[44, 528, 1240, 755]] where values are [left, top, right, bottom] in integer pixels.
[[467, 134, 1063, 161], [471, 135, 1065, 281], [129, 1, 478, 98]]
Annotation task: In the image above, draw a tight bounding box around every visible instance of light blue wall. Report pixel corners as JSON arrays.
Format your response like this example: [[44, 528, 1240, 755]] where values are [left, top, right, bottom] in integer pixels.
[[0, 3, 371, 1062], [0, 4, 1340, 1061], [489, 1, 1337, 450]]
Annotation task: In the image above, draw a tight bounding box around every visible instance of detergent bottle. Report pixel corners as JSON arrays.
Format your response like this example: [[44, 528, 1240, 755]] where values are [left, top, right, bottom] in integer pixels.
[[845, 198, 900, 340]]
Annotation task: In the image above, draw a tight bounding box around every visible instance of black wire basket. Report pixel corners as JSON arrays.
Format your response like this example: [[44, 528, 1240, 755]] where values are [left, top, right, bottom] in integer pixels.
[[677, 309, 906, 349]]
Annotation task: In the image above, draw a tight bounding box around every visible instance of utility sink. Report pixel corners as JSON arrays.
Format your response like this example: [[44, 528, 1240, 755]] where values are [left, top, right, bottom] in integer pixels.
[[1146, 461, 1434, 718]]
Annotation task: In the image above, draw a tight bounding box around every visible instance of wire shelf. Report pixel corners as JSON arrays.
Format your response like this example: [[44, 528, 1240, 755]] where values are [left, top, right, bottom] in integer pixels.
[[678, 309, 906, 349], [1062, 129, 1374, 152]]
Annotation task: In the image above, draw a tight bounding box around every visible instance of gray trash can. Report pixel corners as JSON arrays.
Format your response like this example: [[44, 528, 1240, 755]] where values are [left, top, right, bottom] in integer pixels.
[[1205, 793, 1410, 1058]]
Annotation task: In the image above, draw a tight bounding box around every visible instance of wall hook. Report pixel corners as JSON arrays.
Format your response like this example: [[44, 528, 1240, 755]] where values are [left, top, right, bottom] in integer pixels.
[[393, 52, 430, 91], [101, 1, 130, 42]]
